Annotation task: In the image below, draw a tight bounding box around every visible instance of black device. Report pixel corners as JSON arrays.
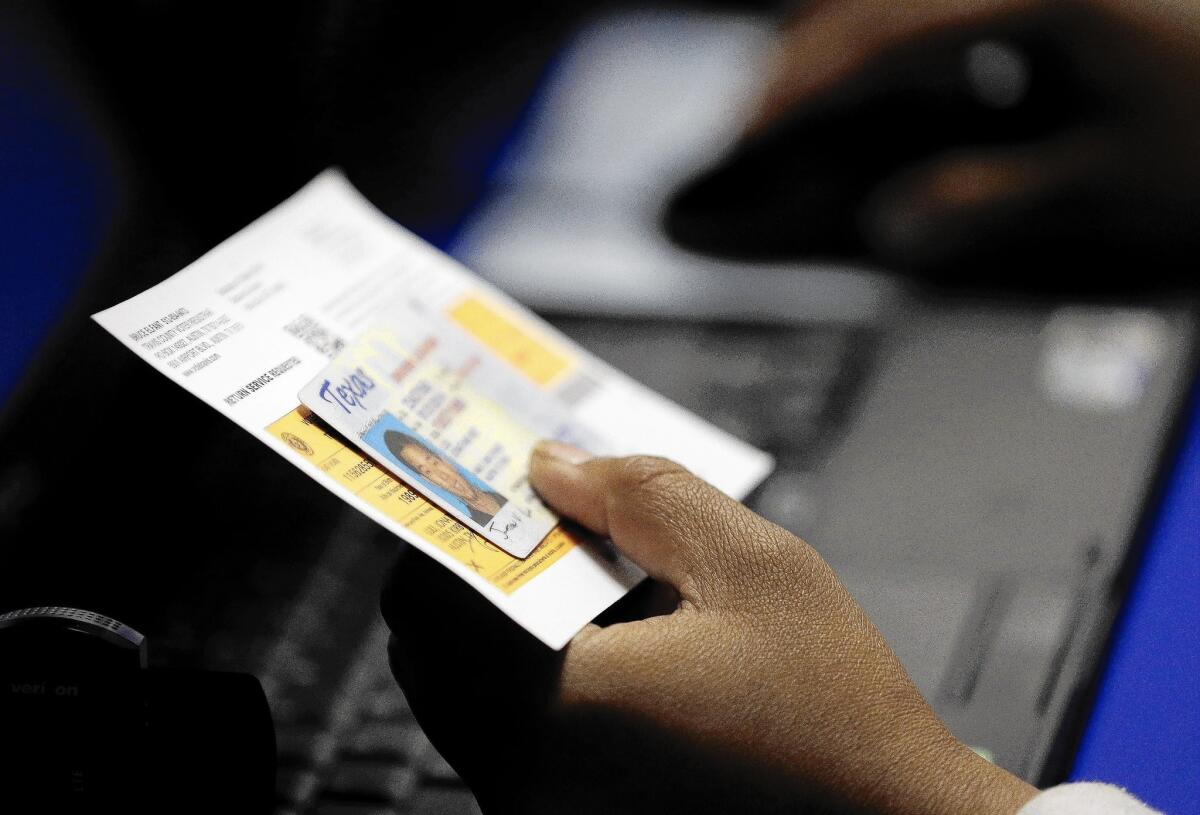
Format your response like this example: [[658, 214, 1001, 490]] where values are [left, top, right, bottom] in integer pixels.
[[0, 606, 276, 812], [663, 39, 1088, 269]]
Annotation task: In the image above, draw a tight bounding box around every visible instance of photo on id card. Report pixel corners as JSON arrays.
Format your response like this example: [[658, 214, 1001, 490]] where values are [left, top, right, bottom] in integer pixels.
[[362, 413, 510, 528]]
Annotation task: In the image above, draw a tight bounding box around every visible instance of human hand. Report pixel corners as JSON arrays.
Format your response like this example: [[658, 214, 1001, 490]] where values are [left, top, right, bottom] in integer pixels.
[[748, 0, 1200, 270], [383, 444, 1037, 814]]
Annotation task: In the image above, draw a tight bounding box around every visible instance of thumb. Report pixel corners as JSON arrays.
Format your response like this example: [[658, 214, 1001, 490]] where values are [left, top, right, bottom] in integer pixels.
[[529, 442, 763, 604]]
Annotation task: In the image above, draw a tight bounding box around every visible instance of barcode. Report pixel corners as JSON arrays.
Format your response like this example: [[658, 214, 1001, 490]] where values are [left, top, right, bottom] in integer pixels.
[[284, 314, 346, 359]]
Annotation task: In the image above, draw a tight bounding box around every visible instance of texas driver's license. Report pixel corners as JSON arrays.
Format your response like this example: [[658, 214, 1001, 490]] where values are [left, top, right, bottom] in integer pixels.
[[91, 170, 773, 648], [299, 297, 608, 559]]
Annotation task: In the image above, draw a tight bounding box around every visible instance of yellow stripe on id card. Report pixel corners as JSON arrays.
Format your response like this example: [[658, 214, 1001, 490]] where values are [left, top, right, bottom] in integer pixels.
[[448, 296, 572, 386]]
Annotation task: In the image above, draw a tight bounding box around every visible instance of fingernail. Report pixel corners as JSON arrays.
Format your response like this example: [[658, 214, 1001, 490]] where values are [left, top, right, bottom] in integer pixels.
[[533, 440, 593, 466]]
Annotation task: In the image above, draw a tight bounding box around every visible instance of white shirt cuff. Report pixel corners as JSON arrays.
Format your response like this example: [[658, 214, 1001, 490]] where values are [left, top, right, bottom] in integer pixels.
[[1018, 782, 1162, 815]]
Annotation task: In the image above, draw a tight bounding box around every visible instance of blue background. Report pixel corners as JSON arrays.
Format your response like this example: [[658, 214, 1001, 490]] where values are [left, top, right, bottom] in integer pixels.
[[1070, 381, 1200, 811], [0, 27, 116, 405]]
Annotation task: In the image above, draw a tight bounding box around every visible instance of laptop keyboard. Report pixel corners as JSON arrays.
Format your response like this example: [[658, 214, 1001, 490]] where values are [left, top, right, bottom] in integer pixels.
[[252, 506, 483, 814], [181, 503, 480, 815], [552, 318, 880, 532]]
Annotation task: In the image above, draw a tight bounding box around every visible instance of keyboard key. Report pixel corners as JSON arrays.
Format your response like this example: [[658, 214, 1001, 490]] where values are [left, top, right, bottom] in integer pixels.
[[343, 721, 428, 762], [418, 750, 461, 785], [410, 787, 481, 815], [323, 760, 416, 802], [276, 768, 320, 806], [360, 675, 413, 721], [276, 724, 338, 767], [311, 803, 396, 815]]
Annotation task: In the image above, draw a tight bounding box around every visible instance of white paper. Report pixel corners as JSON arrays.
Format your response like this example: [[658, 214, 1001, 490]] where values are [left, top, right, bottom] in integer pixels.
[[93, 170, 774, 648]]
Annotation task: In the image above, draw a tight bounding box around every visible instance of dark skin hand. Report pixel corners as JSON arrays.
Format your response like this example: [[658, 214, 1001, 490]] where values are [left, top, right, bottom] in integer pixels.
[[381, 6, 1200, 806], [384, 442, 1038, 814], [751, 0, 1200, 270]]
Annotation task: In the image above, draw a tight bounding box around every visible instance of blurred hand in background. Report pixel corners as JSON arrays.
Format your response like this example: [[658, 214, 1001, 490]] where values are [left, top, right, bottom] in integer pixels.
[[750, 0, 1200, 271]]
